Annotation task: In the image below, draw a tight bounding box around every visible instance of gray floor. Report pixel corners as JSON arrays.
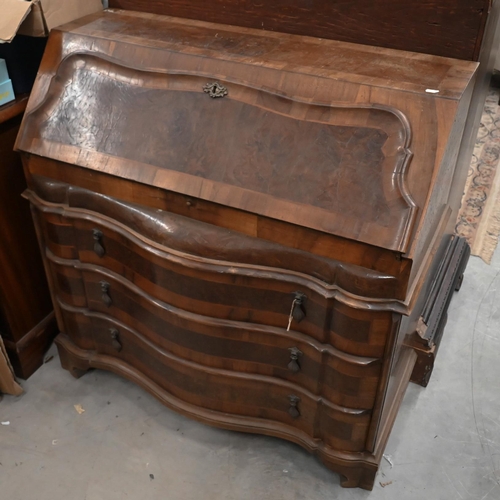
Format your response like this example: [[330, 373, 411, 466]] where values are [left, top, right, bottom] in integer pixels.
[[1, 249, 500, 500]]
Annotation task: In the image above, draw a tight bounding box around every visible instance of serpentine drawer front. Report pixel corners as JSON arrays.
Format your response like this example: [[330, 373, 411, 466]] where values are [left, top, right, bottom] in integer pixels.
[[30, 189, 399, 358], [47, 255, 383, 410], [17, 9, 477, 490], [56, 306, 372, 453]]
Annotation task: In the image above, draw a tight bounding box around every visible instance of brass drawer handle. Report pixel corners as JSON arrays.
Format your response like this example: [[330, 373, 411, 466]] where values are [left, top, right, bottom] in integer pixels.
[[99, 280, 112, 307], [92, 229, 105, 257], [110, 329, 122, 352], [286, 292, 307, 331], [287, 347, 303, 373], [288, 395, 301, 419]]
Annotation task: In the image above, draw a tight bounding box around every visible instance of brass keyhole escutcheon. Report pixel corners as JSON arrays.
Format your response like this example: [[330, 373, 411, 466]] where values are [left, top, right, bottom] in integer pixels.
[[203, 82, 228, 98]]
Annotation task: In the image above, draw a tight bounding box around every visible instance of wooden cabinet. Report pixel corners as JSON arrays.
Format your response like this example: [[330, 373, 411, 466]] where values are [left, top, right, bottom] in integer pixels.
[[16, 10, 476, 489], [0, 97, 56, 379]]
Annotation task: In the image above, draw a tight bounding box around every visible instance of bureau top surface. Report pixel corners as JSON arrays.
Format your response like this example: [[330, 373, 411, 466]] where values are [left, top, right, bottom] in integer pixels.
[[17, 10, 477, 253], [108, 0, 490, 61], [61, 10, 476, 99]]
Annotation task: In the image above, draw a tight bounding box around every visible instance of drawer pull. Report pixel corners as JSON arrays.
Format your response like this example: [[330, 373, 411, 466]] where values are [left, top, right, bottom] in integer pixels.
[[100, 281, 112, 307], [288, 395, 301, 419], [110, 329, 122, 352], [287, 347, 303, 373], [92, 229, 105, 257], [286, 292, 307, 331]]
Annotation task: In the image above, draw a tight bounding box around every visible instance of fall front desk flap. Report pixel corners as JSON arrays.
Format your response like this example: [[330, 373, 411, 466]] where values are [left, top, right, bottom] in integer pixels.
[[16, 10, 478, 255]]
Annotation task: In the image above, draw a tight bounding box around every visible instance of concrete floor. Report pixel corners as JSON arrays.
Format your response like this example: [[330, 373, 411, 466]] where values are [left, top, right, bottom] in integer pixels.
[[1, 249, 500, 500]]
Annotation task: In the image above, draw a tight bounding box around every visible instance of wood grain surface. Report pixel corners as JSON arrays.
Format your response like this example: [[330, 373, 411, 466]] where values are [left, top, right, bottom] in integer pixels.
[[17, 9, 476, 489], [0, 97, 55, 378], [108, 0, 490, 60], [42, 217, 399, 358], [47, 249, 384, 409], [23, 52, 415, 251], [16, 11, 477, 257], [25, 160, 411, 288], [39, 55, 410, 225], [55, 331, 385, 488], [27, 177, 403, 300], [63, 303, 382, 410]]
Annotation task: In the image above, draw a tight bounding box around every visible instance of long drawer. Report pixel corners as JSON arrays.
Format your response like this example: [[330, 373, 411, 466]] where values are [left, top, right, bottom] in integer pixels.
[[57, 304, 371, 452], [34, 204, 400, 359], [49, 256, 382, 410]]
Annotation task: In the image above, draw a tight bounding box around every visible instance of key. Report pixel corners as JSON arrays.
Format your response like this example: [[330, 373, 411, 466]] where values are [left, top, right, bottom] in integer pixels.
[[287, 298, 299, 331]]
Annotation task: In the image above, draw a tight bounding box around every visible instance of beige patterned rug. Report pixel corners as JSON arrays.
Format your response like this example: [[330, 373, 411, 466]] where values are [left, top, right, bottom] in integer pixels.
[[456, 89, 500, 264]]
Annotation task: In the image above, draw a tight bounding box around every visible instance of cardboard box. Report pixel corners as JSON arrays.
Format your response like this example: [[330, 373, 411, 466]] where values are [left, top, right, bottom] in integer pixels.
[[0, 59, 14, 105], [0, 0, 103, 43], [0, 79, 15, 106], [0, 35, 47, 94], [0, 58, 9, 81], [0, 1, 102, 94]]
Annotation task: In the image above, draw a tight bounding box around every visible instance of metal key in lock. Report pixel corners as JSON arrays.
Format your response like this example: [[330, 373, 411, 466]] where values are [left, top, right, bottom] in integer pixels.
[[286, 292, 306, 331]]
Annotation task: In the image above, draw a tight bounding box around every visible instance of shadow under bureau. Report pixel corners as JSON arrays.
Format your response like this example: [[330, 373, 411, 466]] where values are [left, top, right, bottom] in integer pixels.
[[16, 9, 477, 489]]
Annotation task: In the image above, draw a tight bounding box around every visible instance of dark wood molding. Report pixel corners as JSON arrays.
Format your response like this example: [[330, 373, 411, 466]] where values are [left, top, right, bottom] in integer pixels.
[[24, 159, 411, 297], [406, 236, 470, 387], [0, 93, 54, 379], [25, 184, 404, 301], [0, 95, 28, 125], [3, 312, 58, 379]]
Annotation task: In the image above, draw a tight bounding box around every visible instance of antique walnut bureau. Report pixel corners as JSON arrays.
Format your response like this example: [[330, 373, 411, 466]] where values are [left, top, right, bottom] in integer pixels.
[[16, 10, 477, 489]]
